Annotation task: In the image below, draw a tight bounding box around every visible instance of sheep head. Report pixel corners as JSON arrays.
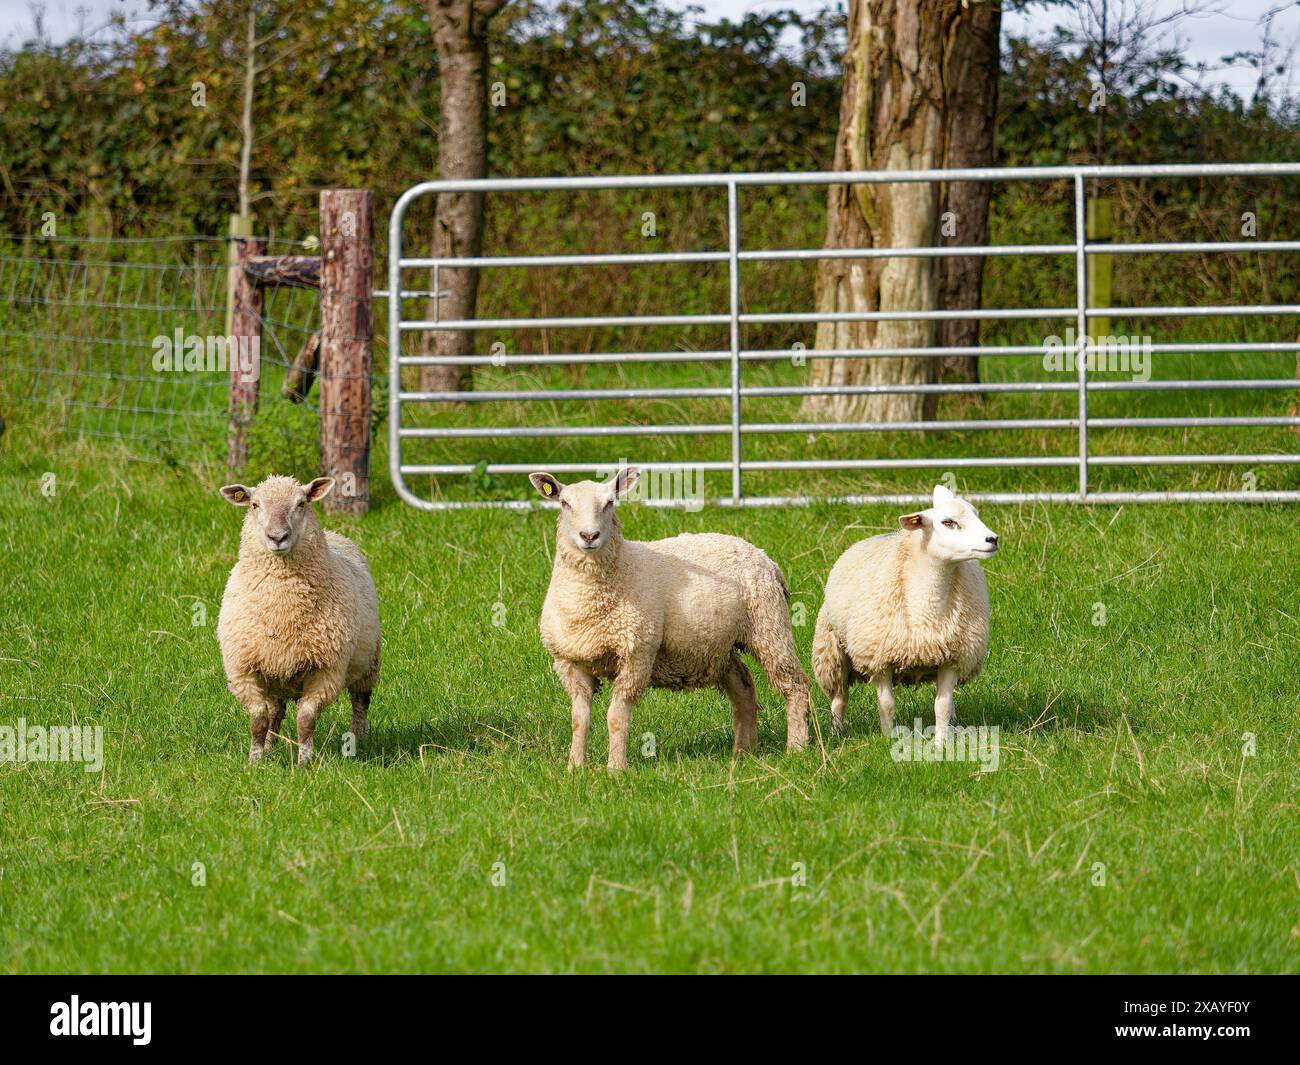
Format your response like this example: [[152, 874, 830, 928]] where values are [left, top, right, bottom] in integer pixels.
[[220, 475, 334, 557], [899, 484, 999, 563], [529, 467, 639, 555]]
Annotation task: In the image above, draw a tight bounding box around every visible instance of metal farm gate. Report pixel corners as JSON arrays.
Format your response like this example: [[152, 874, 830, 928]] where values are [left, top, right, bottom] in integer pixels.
[[387, 164, 1300, 509]]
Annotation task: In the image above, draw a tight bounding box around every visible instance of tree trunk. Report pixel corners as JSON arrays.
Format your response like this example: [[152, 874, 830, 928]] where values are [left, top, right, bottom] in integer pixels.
[[933, 0, 1001, 401], [420, 0, 510, 393], [803, 0, 999, 423], [238, 3, 256, 220]]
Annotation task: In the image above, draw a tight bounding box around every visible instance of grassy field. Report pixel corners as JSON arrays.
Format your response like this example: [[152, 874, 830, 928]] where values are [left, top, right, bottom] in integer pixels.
[[2, 182, 1298, 972], [1, 434, 1298, 973]]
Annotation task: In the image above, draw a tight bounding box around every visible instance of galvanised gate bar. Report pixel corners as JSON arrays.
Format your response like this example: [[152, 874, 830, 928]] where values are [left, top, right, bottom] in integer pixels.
[[388, 164, 1300, 510]]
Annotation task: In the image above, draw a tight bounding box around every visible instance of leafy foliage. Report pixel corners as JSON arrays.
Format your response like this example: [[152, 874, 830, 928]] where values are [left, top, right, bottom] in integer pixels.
[[0, 0, 844, 236], [2, 1, 1296, 241]]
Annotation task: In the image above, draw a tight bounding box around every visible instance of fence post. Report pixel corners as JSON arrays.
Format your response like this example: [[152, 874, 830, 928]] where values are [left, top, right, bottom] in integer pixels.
[[1074, 173, 1089, 500], [726, 181, 742, 505], [319, 189, 374, 514], [227, 222, 265, 475]]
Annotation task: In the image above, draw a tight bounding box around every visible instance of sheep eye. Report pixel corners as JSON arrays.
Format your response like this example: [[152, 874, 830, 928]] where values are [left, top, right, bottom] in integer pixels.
[[603, 500, 613, 511], [560, 499, 570, 510], [942, 519, 959, 529], [250, 501, 259, 510]]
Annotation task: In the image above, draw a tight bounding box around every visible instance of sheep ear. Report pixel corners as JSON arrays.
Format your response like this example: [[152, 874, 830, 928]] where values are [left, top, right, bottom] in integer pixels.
[[899, 511, 929, 531], [610, 466, 640, 499], [220, 484, 253, 506], [530, 472, 563, 500], [933, 484, 956, 506], [304, 477, 335, 502]]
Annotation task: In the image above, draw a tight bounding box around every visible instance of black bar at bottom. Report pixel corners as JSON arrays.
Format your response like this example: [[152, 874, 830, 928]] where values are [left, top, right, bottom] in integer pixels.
[[0, 974, 1293, 1052]]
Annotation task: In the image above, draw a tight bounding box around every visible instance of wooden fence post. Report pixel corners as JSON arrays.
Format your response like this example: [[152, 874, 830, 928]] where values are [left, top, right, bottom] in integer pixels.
[[319, 189, 373, 514], [226, 222, 265, 475]]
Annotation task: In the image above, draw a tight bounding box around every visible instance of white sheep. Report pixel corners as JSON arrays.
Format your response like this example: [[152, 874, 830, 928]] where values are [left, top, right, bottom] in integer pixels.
[[216, 475, 381, 765], [811, 485, 997, 745], [529, 467, 811, 769]]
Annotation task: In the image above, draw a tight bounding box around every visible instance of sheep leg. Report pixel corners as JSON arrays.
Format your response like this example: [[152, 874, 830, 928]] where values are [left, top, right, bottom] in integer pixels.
[[606, 666, 649, 771], [719, 653, 760, 754], [232, 677, 278, 765], [248, 708, 272, 765], [875, 668, 896, 735], [295, 702, 321, 766], [933, 665, 957, 747], [752, 637, 811, 753], [747, 590, 813, 752], [605, 692, 633, 770], [779, 672, 812, 752], [554, 659, 595, 770], [295, 671, 344, 767], [831, 694, 848, 736], [263, 700, 287, 752], [606, 692, 636, 770], [349, 690, 371, 742], [812, 611, 850, 736]]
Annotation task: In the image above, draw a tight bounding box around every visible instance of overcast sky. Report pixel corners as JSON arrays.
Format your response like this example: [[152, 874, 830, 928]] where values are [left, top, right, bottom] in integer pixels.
[[2, 0, 1297, 102]]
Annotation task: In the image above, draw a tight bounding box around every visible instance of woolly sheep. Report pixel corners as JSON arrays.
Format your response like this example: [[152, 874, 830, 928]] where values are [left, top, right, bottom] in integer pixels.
[[217, 475, 381, 765], [529, 467, 811, 770], [811, 485, 997, 745]]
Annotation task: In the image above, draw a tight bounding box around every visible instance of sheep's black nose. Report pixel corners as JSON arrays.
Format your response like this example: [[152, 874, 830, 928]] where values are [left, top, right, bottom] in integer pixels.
[[986, 534, 998, 545]]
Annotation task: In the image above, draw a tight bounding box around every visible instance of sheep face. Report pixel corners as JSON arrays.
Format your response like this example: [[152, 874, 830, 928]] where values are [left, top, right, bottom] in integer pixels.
[[899, 484, 999, 564], [530, 468, 639, 554], [219, 475, 335, 556]]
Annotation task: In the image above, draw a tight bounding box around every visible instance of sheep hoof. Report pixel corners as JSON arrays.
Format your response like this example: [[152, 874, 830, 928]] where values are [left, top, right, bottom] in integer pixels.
[[831, 718, 846, 737], [248, 746, 264, 766]]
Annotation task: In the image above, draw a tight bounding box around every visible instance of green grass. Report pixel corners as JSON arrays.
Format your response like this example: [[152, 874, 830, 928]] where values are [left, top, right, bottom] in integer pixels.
[[2, 187, 1299, 971], [1, 437, 1298, 973]]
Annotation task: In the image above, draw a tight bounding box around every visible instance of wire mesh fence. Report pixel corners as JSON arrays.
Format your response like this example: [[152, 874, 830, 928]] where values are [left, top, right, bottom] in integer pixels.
[[0, 234, 327, 460]]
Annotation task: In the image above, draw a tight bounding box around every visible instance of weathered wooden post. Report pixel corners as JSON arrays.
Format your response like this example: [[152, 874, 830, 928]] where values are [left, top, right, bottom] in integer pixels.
[[318, 189, 373, 514], [226, 225, 265, 474]]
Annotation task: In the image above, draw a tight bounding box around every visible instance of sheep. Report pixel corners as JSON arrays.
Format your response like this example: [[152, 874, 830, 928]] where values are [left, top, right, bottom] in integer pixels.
[[811, 485, 997, 746], [529, 467, 811, 770], [216, 475, 380, 765]]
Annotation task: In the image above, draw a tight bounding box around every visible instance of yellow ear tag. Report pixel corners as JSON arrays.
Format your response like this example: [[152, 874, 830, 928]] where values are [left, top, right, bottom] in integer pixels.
[[542, 482, 553, 496], [234, 489, 245, 501]]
